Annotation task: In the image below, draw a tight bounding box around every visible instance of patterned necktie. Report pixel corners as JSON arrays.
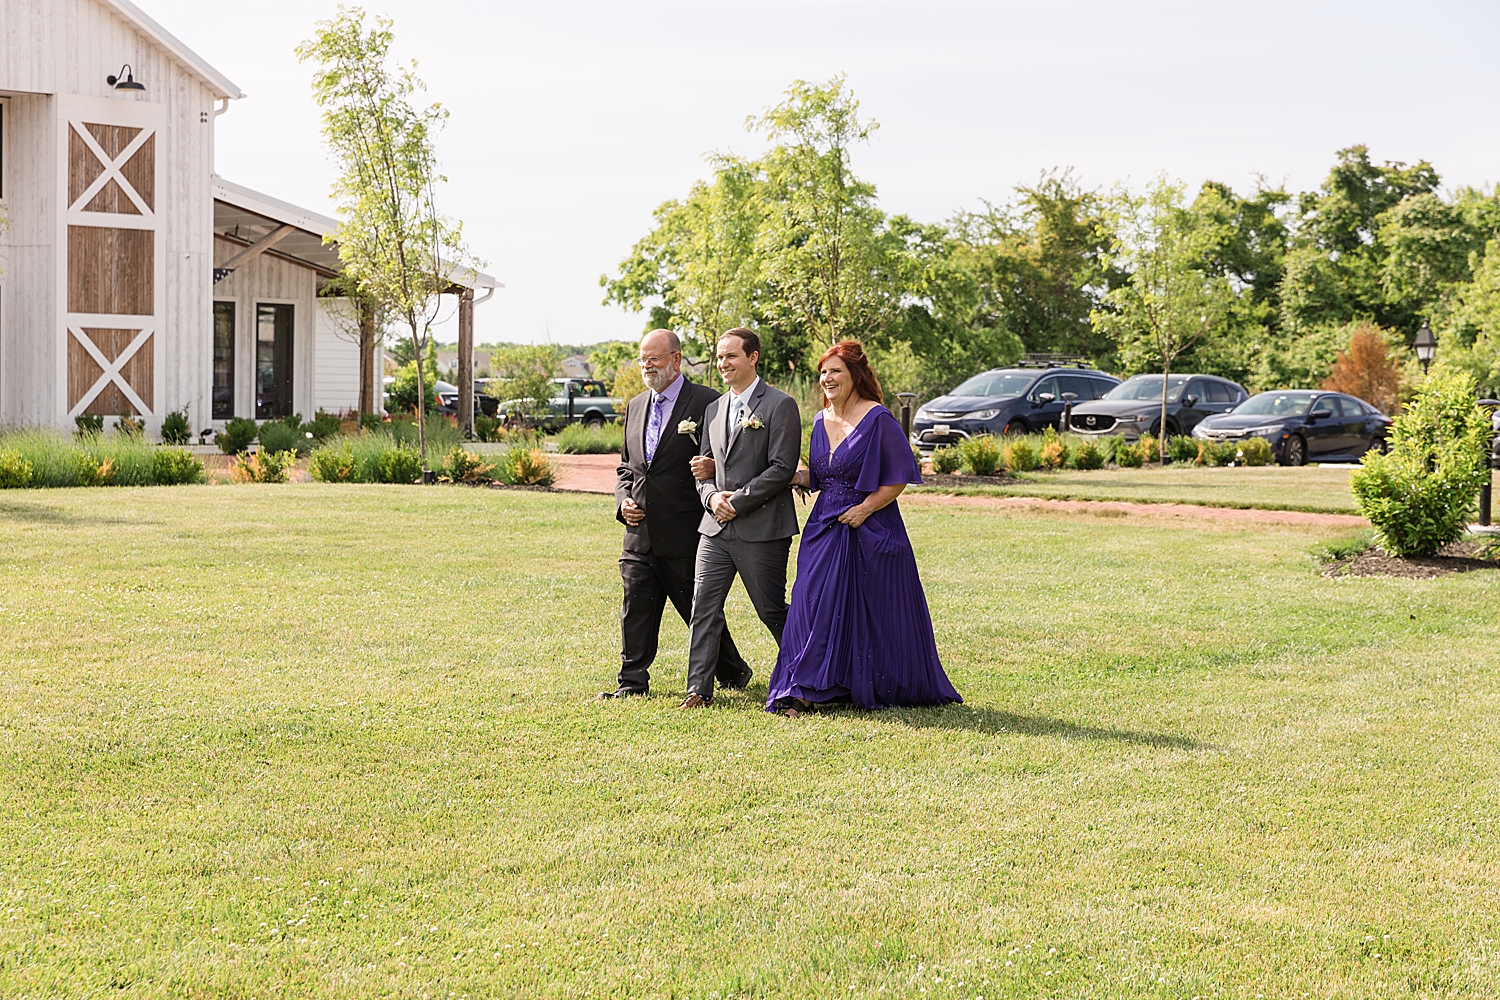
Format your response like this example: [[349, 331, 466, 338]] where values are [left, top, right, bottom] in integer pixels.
[[729, 393, 745, 436], [645, 392, 669, 461]]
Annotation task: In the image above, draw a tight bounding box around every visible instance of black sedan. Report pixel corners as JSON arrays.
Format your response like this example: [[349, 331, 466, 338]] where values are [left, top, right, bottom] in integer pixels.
[[1192, 390, 1391, 466], [435, 380, 500, 418]]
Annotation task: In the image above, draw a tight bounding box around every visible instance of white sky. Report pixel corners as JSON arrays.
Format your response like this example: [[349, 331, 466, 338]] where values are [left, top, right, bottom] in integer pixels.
[[148, 0, 1500, 348]]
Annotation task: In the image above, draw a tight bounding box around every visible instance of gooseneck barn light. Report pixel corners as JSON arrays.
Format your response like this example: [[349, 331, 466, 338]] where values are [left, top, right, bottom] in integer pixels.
[[107, 65, 146, 91]]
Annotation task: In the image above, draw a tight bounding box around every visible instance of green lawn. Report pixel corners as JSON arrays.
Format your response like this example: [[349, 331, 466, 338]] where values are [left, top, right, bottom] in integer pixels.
[[917, 464, 1366, 513], [3, 485, 1499, 997]]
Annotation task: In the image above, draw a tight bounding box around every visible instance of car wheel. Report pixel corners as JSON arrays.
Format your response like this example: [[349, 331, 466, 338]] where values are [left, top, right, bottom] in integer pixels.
[[1367, 436, 1388, 455], [1002, 419, 1027, 435], [584, 413, 604, 429], [1281, 434, 1307, 467]]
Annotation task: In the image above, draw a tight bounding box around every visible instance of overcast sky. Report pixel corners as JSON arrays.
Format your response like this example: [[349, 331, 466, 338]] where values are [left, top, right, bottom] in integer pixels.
[[148, 0, 1500, 348]]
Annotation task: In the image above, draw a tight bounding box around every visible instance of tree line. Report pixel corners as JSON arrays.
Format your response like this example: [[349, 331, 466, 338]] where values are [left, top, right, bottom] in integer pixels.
[[601, 76, 1500, 405]]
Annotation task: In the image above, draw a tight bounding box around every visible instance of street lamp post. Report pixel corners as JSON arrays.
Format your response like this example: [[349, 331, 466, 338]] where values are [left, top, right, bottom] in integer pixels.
[[1414, 321, 1437, 374]]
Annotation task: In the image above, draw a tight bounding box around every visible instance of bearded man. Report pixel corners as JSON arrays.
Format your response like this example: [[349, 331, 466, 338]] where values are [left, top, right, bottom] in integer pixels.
[[601, 329, 753, 699]]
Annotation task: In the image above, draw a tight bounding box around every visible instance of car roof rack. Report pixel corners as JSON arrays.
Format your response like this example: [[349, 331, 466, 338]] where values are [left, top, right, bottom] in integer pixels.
[[1011, 353, 1096, 370]]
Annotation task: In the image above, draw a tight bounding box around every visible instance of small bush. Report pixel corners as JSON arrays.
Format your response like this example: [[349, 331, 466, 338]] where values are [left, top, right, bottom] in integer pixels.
[[930, 446, 961, 474], [442, 447, 494, 484], [0, 449, 33, 488], [474, 413, 505, 442], [556, 421, 625, 455], [77, 453, 117, 487], [217, 417, 258, 455], [1236, 437, 1274, 466], [309, 440, 357, 483], [1040, 439, 1067, 470], [1167, 436, 1199, 464], [959, 435, 1004, 476], [1114, 441, 1145, 468], [1312, 529, 1377, 564], [152, 448, 204, 485], [1005, 439, 1038, 473], [114, 416, 145, 438], [496, 447, 555, 487], [253, 419, 303, 455], [384, 415, 462, 455], [1139, 434, 1159, 463], [308, 411, 343, 441], [74, 415, 104, 438], [375, 443, 423, 484], [1350, 370, 1491, 557], [1073, 440, 1105, 470], [231, 449, 298, 484], [161, 407, 192, 445], [360, 413, 385, 432]]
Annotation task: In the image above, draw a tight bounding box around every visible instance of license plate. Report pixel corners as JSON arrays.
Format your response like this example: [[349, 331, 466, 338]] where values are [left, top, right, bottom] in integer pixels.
[[933, 424, 950, 434]]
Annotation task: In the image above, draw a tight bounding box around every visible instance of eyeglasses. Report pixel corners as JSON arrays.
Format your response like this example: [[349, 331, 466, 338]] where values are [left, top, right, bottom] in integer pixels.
[[636, 353, 680, 367]]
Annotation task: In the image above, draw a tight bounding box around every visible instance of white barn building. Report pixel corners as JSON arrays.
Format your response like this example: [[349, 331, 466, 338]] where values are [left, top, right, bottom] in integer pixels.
[[0, 0, 497, 436]]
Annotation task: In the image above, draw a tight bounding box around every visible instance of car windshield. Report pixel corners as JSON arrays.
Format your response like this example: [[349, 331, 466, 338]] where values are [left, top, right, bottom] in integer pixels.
[[1236, 392, 1314, 416], [948, 372, 1036, 398], [1103, 376, 1189, 402]]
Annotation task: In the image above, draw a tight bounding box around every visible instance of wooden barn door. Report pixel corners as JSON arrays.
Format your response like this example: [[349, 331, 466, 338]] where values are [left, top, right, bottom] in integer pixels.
[[56, 97, 164, 421]]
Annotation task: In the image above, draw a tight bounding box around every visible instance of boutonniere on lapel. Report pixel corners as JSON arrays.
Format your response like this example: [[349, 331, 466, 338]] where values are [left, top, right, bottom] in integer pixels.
[[677, 418, 699, 444], [739, 412, 764, 431]]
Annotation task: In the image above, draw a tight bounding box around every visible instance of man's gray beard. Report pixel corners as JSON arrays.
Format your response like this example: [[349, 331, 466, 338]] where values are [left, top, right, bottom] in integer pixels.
[[643, 368, 679, 393]]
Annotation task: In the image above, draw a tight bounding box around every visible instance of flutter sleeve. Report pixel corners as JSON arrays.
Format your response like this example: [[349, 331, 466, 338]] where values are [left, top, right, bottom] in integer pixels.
[[854, 407, 923, 492]]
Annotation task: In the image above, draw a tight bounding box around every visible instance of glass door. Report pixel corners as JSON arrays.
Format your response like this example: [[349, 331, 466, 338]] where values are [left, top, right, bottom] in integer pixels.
[[213, 301, 234, 418], [256, 303, 293, 419]]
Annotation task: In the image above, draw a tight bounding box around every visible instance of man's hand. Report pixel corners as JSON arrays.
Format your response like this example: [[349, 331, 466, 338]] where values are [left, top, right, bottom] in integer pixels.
[[710, 492, 738, 523], [689, 455, 716, 481], [621, 497, 646, 526]]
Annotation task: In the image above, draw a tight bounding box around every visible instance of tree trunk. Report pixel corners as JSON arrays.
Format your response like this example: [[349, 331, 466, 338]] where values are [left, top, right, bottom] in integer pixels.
[[412, 328, 430, 477], [358, 298, 377, 416], [457, 286, 475, 439], [1161, 353, 1171, 463]]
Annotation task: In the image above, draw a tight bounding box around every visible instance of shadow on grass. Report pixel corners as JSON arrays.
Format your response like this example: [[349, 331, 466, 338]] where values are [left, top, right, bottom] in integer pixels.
[[0, 500, 144, 525], [884, 706, 1201, 749]]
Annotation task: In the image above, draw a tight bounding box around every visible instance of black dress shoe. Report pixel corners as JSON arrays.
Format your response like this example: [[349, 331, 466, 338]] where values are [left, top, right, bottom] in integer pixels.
[[597, 687, 647, 700], [718, 666, 754, 691]]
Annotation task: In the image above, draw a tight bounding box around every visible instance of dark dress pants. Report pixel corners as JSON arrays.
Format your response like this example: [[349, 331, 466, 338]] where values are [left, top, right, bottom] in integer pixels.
[[619, 548, 750, 693]]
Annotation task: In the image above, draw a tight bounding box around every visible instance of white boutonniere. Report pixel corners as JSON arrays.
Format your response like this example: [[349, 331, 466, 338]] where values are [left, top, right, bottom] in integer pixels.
[[677, 418, 699, 444], [740, 412, 764, 430]]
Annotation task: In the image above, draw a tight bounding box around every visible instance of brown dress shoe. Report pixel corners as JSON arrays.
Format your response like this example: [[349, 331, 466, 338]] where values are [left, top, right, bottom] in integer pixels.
[[679, 693, 712, 709]]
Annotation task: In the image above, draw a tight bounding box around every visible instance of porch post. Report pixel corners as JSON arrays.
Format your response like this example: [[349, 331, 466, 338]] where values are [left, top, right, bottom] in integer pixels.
[[457, 286, 475, 437]]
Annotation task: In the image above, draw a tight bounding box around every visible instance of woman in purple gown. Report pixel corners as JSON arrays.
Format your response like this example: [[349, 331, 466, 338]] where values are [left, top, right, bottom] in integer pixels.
[[767, 341, 962, 716]]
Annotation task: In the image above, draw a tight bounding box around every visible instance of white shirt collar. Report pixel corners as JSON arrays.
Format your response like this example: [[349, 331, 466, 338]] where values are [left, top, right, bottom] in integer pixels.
[[729, 376, 760, 400]]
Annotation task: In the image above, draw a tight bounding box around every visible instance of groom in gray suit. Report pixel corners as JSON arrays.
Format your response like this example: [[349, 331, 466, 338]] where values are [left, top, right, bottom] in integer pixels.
[[680, 328, 802, 708]]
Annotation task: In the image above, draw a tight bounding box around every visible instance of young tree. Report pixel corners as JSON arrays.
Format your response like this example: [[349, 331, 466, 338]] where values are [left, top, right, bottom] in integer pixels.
[[1093, 178, 1234, 460], [1319, 323, 1406, 414], [298, 8, 472, 474]]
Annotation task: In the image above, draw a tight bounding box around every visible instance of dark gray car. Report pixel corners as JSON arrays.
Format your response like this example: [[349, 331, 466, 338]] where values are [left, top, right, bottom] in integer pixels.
[[1068, 374, 1247, 440]]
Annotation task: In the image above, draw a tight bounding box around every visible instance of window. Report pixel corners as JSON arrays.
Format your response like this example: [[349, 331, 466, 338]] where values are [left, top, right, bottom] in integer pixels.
[[1089, 377, 1117, 399], [1103, 375, 1189, 402], [949, 372, 1035, 398], [0, 99, 6, 201], [1059, 376, 1096, 399], [213, 302, 235, 419], [1184, 381, 1208, 403], [1207, 381, 1234, 403], [1031, 377, 1061, 400], [256, 303, 294, 419]]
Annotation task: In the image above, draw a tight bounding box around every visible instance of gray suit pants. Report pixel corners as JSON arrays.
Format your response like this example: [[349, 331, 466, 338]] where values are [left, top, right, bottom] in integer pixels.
[[685, 529, 792, 699]]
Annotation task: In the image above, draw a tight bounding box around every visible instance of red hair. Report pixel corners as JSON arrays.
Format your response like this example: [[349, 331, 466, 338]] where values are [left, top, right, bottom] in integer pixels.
[[818, 340, 883, 405]]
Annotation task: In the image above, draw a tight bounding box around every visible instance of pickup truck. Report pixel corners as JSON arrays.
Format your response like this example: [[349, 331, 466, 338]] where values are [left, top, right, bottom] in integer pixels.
[[493, 378, 624, 431]]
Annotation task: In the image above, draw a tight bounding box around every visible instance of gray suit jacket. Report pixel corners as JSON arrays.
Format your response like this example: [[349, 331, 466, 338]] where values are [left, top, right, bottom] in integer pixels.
[[696, 379, 801, 541]]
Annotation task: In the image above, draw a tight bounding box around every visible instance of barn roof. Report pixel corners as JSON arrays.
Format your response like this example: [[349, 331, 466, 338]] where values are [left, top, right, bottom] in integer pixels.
[[102, 0, 244, 100]]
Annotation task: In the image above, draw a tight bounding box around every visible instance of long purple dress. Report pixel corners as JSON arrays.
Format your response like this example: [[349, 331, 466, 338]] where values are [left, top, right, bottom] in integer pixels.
[[766, 406, 962, 711]]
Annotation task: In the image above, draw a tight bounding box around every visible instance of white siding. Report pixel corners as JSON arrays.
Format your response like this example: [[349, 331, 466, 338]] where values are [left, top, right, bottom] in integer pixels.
[[314, 298, 361, 415], [0, 93, 56, 425], [212, 237, 317, 421]]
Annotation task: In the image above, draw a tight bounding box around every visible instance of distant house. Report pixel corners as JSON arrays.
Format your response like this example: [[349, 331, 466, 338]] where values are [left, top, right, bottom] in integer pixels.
[[561, 355, 593, 378], [0, 0, 498, 436], [437, 349, 490, 377]]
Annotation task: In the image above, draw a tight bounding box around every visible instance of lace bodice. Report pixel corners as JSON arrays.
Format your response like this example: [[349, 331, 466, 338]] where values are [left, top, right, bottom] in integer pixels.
[[811, 437, 868, 512]]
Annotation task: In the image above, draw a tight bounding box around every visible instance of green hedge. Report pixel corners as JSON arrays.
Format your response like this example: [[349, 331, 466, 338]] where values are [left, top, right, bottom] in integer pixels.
[[0, 430, 203, 488]]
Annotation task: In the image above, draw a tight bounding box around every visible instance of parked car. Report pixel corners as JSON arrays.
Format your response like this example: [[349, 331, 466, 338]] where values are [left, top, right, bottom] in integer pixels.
[[1068, 373, 1248, 440], [495, 377, 623, 430], [434, 380, 500, 418], [1192, 390, 1392, 466], [910, 363, 1121, 448]]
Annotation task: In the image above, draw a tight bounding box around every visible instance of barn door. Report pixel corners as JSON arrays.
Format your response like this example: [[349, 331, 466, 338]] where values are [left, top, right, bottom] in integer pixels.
[[57, 96, 164, 421]]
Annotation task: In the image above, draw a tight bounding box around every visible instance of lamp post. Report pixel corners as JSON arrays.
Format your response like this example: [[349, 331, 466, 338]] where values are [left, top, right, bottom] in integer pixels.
[[1414, 321, 1437, 375], [896, 392, 917, 440]]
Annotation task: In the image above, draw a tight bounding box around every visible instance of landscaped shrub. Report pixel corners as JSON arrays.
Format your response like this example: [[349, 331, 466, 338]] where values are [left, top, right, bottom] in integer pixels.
[[74, 415, 104, 437], [1139, 434, 1159, 463], [360, 413, 384, 432], [384, 415, 462, 455], [1236, 437, 1274, 466], [1167, 436, 1199, 464], [556, 421, 625, 454], [474, 413, 505, 442], [309, 440, 357, 482], [152, 448, 205, 485], [1200, 440, 1238, 466], [496, 447, 555, 487], [1114, 441, 1145, 468], [442, 447, 494, 484], [1350, 370, 1491, 557], [1005, 439, 1038, 473], [76, 453, 117, 487], [1040, 438, 1067, 470], [256, 419, 305, 456], [307, 411, 343, 441], [161, 407, 192, 445], [375, 443, 423, 484], [0, 449, 33, 488], [930, 446, 961, 474], [78, 434, 155, 485], [217, 417, 258, 455], [114, 416, 145, 437], [1073, 440, 1105, 470], [957, 435, 1003, 476], [231, 449, 298, 484]]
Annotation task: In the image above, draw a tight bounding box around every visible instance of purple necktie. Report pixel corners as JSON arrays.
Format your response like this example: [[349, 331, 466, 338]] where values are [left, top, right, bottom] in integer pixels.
[[644, 392, 669, 461]]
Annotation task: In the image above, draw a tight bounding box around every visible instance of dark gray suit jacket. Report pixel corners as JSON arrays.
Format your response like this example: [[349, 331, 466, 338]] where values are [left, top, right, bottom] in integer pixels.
[[615, 379, 725, 559], [696, 378, 801, 541]]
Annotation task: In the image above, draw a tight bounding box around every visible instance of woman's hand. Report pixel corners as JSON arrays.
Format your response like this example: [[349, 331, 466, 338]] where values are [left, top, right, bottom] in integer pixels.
[[837, 503, 872, 528]]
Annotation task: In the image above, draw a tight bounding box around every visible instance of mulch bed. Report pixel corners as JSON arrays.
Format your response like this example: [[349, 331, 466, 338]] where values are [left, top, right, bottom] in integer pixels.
[[1324, 539, 1499, 579], [919, 473, 1022, 488]]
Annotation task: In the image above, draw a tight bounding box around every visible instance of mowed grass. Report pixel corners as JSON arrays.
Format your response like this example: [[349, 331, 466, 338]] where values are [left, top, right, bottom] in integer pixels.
[[2, 485, 1500, 998]]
